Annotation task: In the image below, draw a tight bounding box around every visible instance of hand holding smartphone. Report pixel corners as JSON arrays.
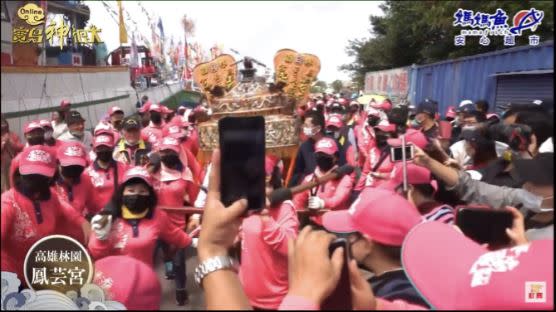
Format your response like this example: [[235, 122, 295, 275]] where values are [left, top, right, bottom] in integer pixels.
[[321, 238, 353, 310], [390, 144, 414, 162], [218, 116, 266, 211]]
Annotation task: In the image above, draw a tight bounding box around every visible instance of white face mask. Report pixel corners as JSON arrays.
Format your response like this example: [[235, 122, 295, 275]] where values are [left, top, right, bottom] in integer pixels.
[[333, 132, 341, 139], [303, 127, 315, 137]]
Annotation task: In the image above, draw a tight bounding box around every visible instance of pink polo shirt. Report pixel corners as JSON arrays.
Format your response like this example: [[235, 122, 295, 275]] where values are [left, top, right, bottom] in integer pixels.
[[83, 160, 128, 214], [87, 209, 192, 267], [52, 174, 95, 244], [1, 188, 87, 284], [238, 201, 299, 309], [141, 122, 165, 150]]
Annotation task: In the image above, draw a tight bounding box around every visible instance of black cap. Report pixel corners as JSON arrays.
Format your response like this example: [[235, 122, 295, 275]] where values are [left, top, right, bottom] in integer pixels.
[[123, 117, 141, 130], [512, 153, 554, 186], [66, 110, 85, 125], [416, 99, 437, 116]]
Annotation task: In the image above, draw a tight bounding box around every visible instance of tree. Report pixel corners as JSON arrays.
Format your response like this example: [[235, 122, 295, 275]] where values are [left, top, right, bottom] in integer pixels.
[[331, 80, 343, 93], [342, 1, 554, 86], [311, 80, 327, 93]]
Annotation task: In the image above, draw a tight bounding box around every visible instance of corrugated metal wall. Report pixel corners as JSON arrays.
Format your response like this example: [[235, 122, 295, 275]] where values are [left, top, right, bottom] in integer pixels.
[[409, 41, 553, 117]]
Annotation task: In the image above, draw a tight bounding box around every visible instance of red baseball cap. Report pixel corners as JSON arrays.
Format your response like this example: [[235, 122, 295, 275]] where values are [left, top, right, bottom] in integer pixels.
[[402, 222, 553, 310], [94, 122, 114, 136], [108, 106, 124, 116], [322, 188, 422, 246], [159, 136, 180, 153], [24, 120, 43, 134], [149, 103, 162, 113], [93, 134, 115, 149], [19, 145, 56, 177], [314, 137, 338, 155], [161, 105, 174, 114], [122, 166, 153, 187], [379, 163, 437, 192], [387, 128, 428, 149], [39, 119, 53, 130], [139, 101, 152, 113], [370, 99, 392, 111], [93, 255, 162, 310], [326, 114, 344, 129], [375, 121, 396, 133], [445, 106, 457, 119], [165, 124, 186, 138], [60, 99, 71, 109], [57, 141, 87, 167]]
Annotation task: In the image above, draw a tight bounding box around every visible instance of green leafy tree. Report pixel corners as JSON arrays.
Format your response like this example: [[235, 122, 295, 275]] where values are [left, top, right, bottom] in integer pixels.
[[311, 80, 327, 93], [331, 80, 344, 93], [342, 1, 554, 85]]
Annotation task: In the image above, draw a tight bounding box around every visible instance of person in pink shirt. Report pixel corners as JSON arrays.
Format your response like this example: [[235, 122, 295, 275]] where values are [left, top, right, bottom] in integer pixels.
[[1, 145, 89, 285], [163, 118, 202, 182], [151, 136, 199, 304], [88, 166, 192, 268], [292, 137, 354, 226], [354, 122, 397, 192], [52, 141, 96, 244], [141, 103, 165, 150], [9, 120, 50, 188], [238, 155, 299, 309], [84, 134, 128, 215], [379, 162, 454, 224], [355, 108, 381, 168], [39, 119, 62, 150]]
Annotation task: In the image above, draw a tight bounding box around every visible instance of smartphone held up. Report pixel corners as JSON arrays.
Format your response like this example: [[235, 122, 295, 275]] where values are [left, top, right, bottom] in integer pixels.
[[218, 116, 266, 211], [321, 238, 353, 310]]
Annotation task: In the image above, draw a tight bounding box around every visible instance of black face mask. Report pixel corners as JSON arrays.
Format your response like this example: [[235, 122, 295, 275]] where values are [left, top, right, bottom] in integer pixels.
[[315, 154, 335, 172], [123, 194, 151, 214], [150, 112, 162, 124], [27, 136, 45, 146], [19, 174, 51, 199], [96, 150, 113, 162], [367, 115, 381, 127], [161, 154, 181, 168], [61, 165, 84, 180]]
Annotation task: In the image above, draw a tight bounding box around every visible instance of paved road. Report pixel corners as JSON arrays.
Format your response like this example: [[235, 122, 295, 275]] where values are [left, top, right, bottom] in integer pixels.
[[155, 247, 205, 310]]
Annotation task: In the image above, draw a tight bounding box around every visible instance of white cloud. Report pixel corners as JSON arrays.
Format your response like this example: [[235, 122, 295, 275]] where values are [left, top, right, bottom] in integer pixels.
[[86, 1, 383, 83]]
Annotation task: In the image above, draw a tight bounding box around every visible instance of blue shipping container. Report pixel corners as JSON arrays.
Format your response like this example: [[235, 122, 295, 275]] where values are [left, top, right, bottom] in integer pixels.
[[409, 41, 553, 117]]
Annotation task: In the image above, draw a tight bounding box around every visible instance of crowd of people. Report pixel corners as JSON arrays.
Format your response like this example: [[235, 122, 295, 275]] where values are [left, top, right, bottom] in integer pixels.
[[1, 92, 553, 310]]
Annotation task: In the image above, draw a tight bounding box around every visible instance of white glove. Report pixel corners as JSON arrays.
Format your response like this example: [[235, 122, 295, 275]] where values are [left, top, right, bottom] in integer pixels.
[[91, 215, 112, 241], [308, 196, 325, 210], [191, 238, 199, 248]]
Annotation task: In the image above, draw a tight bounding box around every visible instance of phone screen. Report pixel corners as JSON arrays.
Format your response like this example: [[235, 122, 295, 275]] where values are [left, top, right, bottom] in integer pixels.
[[456, 207, 513, 248], [390, 145, 414, 162], [321, 238, 352, 310], [219, 116, 265, 211]]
